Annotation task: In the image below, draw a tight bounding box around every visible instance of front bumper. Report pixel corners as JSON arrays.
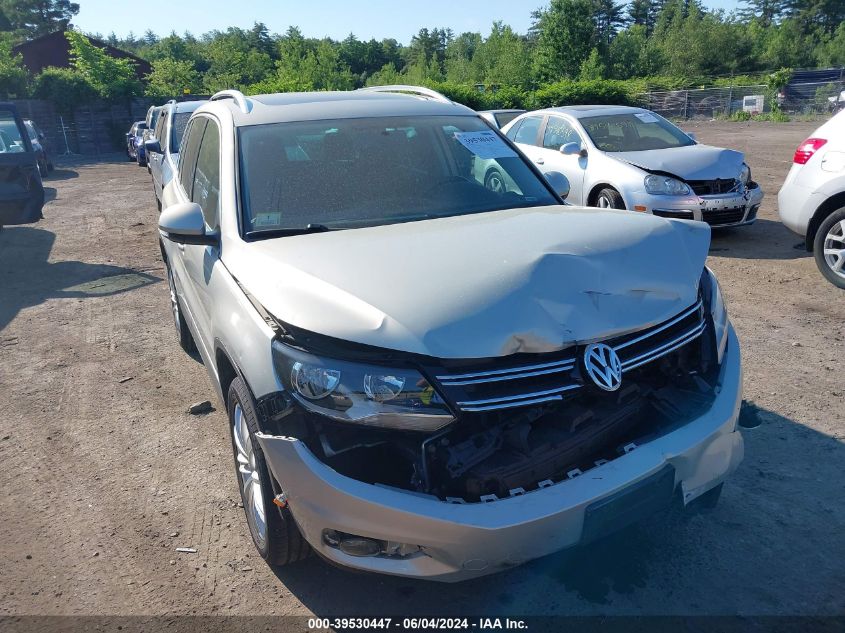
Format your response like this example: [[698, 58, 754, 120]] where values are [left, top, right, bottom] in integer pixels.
[[637, 184, 764, 228], [257, 327, 744, 582]]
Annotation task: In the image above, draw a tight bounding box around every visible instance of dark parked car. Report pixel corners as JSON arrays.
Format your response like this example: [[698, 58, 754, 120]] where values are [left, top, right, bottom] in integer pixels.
[[0, 102, 45, 229], [126, 121, 148, 164], [24, 119, 53, 177]]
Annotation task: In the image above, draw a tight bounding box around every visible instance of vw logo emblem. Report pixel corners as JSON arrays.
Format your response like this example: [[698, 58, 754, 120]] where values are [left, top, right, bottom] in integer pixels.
[[583, 343, 623, 392]]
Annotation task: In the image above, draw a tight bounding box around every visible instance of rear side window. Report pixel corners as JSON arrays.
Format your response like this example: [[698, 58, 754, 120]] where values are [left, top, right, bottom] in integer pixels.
[[191, 120, 220, 228], [179, 118, 206, 194], [170, 112, 192, 153], [0, 110, 25, 153], [154, 109, 168, 145], [513, 116, 541, 146]]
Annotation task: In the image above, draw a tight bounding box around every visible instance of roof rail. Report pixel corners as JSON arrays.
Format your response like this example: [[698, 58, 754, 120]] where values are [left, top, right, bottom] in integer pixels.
[[357, 85, 452, 104], [210, 89, 252, 114]]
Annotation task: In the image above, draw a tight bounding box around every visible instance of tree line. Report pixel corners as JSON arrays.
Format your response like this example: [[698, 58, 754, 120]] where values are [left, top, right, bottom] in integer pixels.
[[1, 0, 844, 109]]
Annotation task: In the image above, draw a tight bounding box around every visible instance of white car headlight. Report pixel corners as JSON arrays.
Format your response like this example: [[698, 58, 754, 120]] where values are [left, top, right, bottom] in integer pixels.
[[644, 174, 691, 196], [739, 163, 751, 184], [272, 341, 454, 432], [702, 267, 729, 364]]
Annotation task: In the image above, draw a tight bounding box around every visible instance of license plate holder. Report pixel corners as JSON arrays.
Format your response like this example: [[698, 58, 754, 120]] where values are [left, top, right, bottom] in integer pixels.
[[581, 464, 676, 544]]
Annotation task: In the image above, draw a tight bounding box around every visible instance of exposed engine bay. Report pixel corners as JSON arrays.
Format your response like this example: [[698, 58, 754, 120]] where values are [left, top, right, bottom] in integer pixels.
[[265, 322, 720, 503]]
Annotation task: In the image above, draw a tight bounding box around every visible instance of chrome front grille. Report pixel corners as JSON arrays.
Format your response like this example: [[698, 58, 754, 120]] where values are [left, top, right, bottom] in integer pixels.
[[433, 300, 706, 413]]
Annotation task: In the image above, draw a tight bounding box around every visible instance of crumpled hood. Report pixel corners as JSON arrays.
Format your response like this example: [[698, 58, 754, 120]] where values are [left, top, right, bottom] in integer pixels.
[[615, 144, 745, 181], [227, 206, 710, 359]]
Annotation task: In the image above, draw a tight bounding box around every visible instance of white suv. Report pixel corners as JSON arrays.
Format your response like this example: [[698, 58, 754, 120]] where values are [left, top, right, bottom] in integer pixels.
[[778, 110, 845, 288], [157, 87, 743, 581]]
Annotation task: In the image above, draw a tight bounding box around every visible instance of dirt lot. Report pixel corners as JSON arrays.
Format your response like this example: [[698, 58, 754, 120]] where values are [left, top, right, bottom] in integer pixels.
[[0, 121, 843, 618]]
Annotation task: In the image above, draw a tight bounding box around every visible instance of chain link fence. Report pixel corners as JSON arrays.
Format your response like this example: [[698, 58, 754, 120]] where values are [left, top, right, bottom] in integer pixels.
[[636, 69, 845, 120]]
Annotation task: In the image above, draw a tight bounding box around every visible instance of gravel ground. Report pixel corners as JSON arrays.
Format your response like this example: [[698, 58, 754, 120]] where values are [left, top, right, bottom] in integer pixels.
[[0, 121, 843, 618]]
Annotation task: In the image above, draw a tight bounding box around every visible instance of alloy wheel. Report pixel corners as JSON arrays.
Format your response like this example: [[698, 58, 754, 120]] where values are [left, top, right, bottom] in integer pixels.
[[823, 219, 845, 280], [166, 268, 181, 331], [233, 404, 267, 549]]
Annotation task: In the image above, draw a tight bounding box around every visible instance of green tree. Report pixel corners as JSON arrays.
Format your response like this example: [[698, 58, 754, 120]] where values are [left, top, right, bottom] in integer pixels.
[[472, 22, 532, 88], [579, 47, 606, 79], [0, 39, 28, 97], [0, 0, 79, 38], [66, 30, 140, 100], [32, 66, 96, 112], [534, 0, 598, 80], [145, 58, 200, 96]]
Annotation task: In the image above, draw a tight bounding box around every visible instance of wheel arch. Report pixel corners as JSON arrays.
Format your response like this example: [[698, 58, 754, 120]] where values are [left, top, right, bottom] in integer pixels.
[[806, 191, 845, 251], [214, 343, 241, 410]]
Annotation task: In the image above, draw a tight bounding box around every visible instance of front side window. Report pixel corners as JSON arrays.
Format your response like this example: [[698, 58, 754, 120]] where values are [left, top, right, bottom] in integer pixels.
[[154, 110, 168, 143], [580, 112, 695, 152], [543, 117, 580, 150], [238, 115, 558, 235], [24, 122, 37, 141], [192, 120, 220, 228], [513, 116, 542, 146], [0, 111, 26, 153]]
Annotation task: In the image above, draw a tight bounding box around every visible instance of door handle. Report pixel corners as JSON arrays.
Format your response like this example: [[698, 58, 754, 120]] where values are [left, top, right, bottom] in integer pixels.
[[177, 243, 185, 252], [535, 158, 545, 165]]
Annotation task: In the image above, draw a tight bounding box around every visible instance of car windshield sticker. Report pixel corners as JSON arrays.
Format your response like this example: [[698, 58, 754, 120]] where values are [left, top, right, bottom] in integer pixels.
[[454, 131, 518, 159], [253, 212, 282, 228], [635, 112, 659, 124]]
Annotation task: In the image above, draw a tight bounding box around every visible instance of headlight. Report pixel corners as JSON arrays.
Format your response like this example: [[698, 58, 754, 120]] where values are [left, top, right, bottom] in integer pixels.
[[701, 267, 729, 364], [739, 163, 751, 184], [272, 341, 454, 432], [644, 174, 691, 196]]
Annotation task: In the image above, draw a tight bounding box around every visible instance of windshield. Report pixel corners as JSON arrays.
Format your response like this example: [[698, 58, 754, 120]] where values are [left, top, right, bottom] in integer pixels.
[[237, 115, 558, 234], [580, 112, 694, 152], [170, 112, 191, 153]]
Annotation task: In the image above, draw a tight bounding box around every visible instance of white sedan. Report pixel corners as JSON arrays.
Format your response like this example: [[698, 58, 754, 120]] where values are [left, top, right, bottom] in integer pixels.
[[500, 106, 764, 228]]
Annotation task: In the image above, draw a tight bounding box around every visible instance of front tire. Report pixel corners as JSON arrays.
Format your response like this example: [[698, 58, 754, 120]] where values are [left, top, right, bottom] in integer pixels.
[[595, 187, 626, 210], [814, 208, 845, 289], [227, 377, 310, 566], [166, 264, 196, 353]]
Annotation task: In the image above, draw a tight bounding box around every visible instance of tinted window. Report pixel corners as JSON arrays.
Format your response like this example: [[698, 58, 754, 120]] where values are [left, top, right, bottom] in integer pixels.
[[542, 117, 580, 150], [0, 111, 25, 153], [170, 112, 192, 153], [179, 119, 206, 194], [494, 111, 522, 128], [580, 112, 695, 152], [237, 115, 558, 234], [513, 116, 541, 146], [154, 109, 167, 143], [192, 120, 220, 228]]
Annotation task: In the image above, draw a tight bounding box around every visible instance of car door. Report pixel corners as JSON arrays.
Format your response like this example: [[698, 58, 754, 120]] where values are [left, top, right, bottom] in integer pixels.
[[167, 117, 206, 345], [150, 109, 168, 197], [535, 115, 588, 205], [0, 104, 45, 227], [181, 117, 221, 356]]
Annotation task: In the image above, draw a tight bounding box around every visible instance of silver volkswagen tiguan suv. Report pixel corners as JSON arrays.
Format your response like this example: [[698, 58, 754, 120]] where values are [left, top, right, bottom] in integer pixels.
[[158, 87, 743, 582]]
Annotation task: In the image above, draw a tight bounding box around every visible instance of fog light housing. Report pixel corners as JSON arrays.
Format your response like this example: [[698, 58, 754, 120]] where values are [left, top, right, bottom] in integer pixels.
[[339, 536, 382, 557]]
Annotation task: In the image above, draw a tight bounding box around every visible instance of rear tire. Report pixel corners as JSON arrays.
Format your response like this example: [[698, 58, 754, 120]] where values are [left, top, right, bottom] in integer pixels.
[[813, 207, 845, 289], [227, 377, 310, 566]]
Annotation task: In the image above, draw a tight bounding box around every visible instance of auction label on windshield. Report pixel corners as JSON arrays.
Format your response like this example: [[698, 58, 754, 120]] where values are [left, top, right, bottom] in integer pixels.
[[454, 131, 518, 159]]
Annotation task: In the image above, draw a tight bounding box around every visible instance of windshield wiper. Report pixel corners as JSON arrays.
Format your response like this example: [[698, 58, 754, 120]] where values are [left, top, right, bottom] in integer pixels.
[[245, 223, 334, 239]]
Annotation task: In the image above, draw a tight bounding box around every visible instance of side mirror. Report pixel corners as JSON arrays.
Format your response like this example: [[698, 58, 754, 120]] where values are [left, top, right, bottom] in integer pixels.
[[145, 138, 162, 154], [687, 132, 697, 142], [544, 171, 570, 201], [560, 142, 581, 156], [159, 202, 218, 245]]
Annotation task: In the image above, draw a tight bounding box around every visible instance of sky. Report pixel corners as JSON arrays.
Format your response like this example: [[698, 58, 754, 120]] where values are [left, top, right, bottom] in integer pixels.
[[75, 0, 743, 43]]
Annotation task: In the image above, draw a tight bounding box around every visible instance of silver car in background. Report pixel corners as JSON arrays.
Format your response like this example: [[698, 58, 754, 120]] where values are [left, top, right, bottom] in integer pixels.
[[502, 105, 764, 228], [146, 100, 208, 209]]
